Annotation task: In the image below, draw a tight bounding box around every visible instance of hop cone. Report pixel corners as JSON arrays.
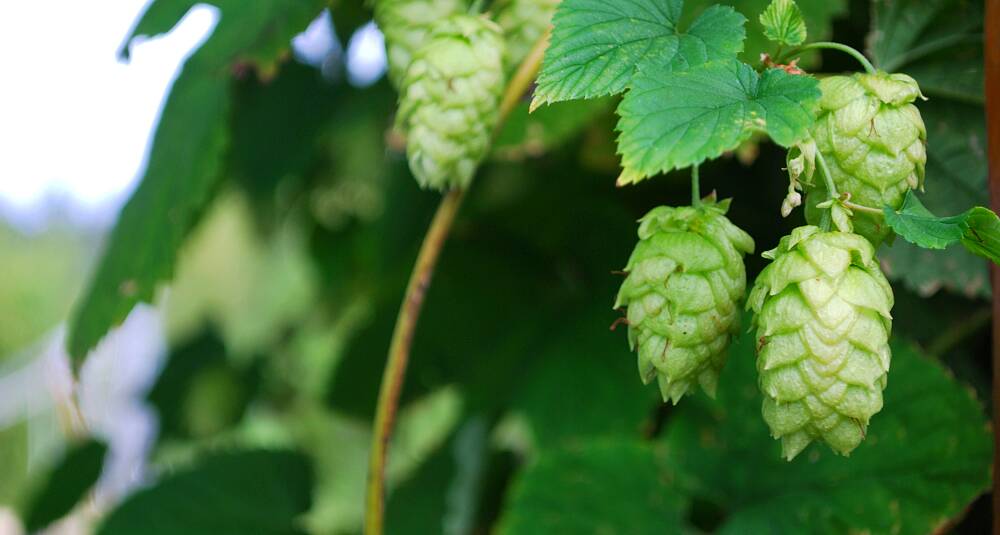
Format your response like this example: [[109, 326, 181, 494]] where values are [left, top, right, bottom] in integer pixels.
[[396, 15, 505, 190], [802, 72, 926, 244], [374, 0, 469, 87], [747, 226, 893, 460], [493, 0, 559, 72], [615, 200, 755, 404]]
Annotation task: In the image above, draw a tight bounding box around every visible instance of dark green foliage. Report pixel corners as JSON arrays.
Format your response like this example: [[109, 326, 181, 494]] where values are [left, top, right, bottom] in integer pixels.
[[23, 440, 107, 532], [97, 450, 313, 535]]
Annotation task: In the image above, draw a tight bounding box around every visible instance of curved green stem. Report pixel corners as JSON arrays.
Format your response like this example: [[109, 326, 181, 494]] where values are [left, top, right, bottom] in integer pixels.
[[785, 42, 877, 75], [363, 29, 550, 535], [691, 165, 701, 207]]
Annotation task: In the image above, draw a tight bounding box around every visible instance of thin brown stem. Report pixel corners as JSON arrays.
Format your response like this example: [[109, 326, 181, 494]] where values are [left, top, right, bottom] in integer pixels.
[[363, 29, 550, 535]]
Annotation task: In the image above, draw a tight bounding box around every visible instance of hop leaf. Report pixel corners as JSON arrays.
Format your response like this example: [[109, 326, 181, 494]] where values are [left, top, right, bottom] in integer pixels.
[[747, 226, 894, 460], [396, 14, 506, 190], [493, 0, 560, 73], [759, 0, 807, 47], [374, 0, 470, 87], [803, 72, 927, 244], [615, 200, 755, 403]]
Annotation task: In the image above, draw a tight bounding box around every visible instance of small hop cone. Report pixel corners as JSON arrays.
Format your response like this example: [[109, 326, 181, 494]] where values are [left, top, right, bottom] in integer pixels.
[[397, 15, 505, 190], [802, 72, 926, 245], [374, 0, 469, 87], [747, 226, 894, 460], [493, 0, 560, 72], [615, 200, 755, 404]]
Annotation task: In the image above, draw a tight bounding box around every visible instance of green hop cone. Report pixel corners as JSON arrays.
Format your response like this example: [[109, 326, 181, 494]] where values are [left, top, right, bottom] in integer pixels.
[[800, 71, 926, 245], [747, 226, 894, 460], [374, 0, 469, 87], [493, 0, 559, 72], [397, 14, 505, 190], [615, 200, 755, 404]]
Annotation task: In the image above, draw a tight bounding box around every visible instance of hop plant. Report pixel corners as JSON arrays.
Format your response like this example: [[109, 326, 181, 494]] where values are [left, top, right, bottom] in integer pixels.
[[374, 0, 469, 87], [396, 14, 505, 190], [798, 72, 926, 245], [747, 226, 894, 460], [493, 0, 560, 72], [615, 200, 755, 404]]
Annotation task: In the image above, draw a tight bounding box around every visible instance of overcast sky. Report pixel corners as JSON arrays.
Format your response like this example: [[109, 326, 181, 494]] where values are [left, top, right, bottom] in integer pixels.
[[0, 2, 385, 230]]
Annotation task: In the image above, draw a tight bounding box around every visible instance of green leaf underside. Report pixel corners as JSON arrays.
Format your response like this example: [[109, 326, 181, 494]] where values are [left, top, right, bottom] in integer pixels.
[[759, 0, 807, 46], [884, 191, 1000, 265], [97, 450, 313, 535], [616, 59, 819, 184], [533, 0, 747, 107], [67, 0, 327, 363], [23, 440, 107, 532]]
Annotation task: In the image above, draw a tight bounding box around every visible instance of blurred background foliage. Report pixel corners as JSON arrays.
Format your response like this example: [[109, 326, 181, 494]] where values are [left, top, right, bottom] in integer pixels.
[[0, 0, 993, 533]]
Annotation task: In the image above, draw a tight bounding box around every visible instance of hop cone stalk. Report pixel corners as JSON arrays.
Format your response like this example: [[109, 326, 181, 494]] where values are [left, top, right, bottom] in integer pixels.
[[396, 15, 505, 190], [374, 0, 469, 87], [493, 0, 560, 72], [747, 226, 893, 460], [615, 200, 755, 404], [802, 72, 926, 244]]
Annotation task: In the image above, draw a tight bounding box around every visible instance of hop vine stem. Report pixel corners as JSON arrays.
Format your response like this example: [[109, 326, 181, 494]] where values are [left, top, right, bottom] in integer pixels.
[[363, 29, 550, 535], [983, 1, 999, 532]]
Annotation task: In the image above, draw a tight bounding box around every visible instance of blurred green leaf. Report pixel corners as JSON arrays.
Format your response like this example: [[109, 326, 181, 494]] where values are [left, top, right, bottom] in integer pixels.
[[498, 441, 686, 534], [0, 422, 30, 507], [98, 450, 313, 535], [492, 99, 613, 161], [869, 0, 983, 103], [660, 323, 991, 534], [68, 0, 328, 364], [149, 329, 259, 442], [386, 418, 492, 534], [326, 167, 635, 418], [511, 309, 658, 449], [23, 439, 107, 533]]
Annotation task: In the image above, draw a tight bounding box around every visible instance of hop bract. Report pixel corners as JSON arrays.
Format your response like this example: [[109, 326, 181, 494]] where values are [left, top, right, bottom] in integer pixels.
[[396, 15, 505, 190], [802, 72, 926, 244], [748, 226, 893, 460], [374, 0, 469, 87], [493, 0, 560, 73], [615, 200, 755, 404]]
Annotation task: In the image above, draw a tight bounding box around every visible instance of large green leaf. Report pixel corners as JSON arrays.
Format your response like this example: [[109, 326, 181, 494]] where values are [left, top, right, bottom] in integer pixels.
[[660, 325, 991, 534], [533, 0, 746, 107], [22, 440, 107, 532], [616, 60, 819, 184], [67, 0, 328, 364], [97, 450, 313, 535], [497, 441, 686, 534]]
